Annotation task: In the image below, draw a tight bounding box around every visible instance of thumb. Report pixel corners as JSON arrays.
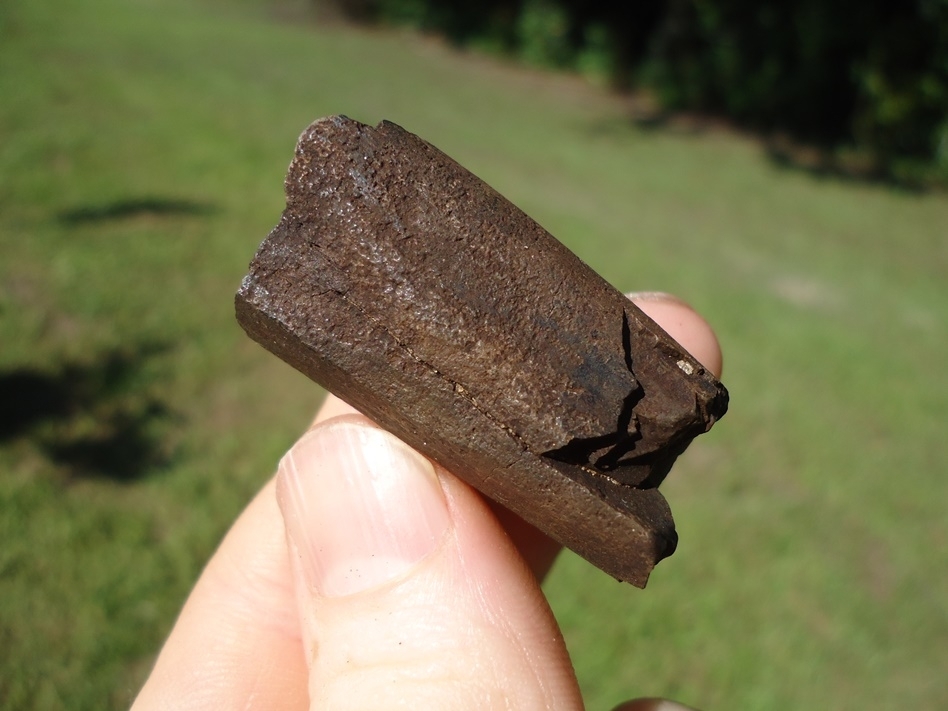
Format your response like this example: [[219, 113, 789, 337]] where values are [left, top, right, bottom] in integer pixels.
[[276, 415, 583, 710]]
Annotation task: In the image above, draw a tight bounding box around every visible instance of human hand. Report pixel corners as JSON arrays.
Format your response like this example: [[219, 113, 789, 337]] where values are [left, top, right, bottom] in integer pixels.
[[132, 292, 722, 710]]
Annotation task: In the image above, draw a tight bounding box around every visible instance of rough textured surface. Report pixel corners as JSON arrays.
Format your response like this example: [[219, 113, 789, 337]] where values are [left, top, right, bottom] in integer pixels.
[[236, 116, 729, 586]]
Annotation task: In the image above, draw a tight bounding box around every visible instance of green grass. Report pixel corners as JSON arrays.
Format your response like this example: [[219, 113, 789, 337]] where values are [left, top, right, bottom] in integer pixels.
[[2, 0, 946, 708]]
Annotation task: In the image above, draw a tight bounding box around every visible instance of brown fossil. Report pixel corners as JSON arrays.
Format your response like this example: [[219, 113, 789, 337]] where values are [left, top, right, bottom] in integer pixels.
[[236, 116, 728, 586]]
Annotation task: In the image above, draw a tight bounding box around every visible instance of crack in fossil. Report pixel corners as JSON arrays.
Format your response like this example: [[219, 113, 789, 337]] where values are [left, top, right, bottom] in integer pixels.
[[542, 310, 655, 486]]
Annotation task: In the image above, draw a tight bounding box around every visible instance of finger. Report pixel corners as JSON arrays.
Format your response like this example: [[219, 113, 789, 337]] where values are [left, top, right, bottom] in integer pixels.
[[277, 416, 584, 710]]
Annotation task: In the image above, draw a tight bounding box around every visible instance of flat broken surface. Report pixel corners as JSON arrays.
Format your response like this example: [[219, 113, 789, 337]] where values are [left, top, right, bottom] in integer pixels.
[[236, 116, 728, 585]]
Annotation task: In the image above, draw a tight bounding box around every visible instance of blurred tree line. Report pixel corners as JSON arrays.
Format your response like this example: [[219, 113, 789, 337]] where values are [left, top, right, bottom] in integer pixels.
[[319, 0, 948, 183]]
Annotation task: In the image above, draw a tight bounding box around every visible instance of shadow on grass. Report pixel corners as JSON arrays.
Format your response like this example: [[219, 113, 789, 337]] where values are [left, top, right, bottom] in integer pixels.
[[587, 109, 934, 192], [763, 141, 931, 194], [58, 197, 217, 225], [0, 344, 178, 482]]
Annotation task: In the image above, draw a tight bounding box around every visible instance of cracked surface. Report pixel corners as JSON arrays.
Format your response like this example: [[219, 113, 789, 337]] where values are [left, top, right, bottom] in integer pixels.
[[235, 116, 728, 585]]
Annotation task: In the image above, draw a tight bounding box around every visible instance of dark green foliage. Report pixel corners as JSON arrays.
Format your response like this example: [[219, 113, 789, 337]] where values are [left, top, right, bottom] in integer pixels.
[[639, 0, 948, 181], [324, 0, 948, 181]]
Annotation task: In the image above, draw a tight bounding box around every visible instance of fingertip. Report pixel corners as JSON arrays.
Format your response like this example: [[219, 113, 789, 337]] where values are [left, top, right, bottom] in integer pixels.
[[627, 292, 724, 378]]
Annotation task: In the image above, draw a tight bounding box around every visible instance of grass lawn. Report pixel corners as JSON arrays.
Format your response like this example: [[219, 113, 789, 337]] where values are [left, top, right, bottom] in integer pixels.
[[2, 0, 946, 708]]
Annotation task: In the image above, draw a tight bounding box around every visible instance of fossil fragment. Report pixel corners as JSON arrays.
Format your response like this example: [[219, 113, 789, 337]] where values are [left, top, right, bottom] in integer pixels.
[[236, 116, 728, 586]]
